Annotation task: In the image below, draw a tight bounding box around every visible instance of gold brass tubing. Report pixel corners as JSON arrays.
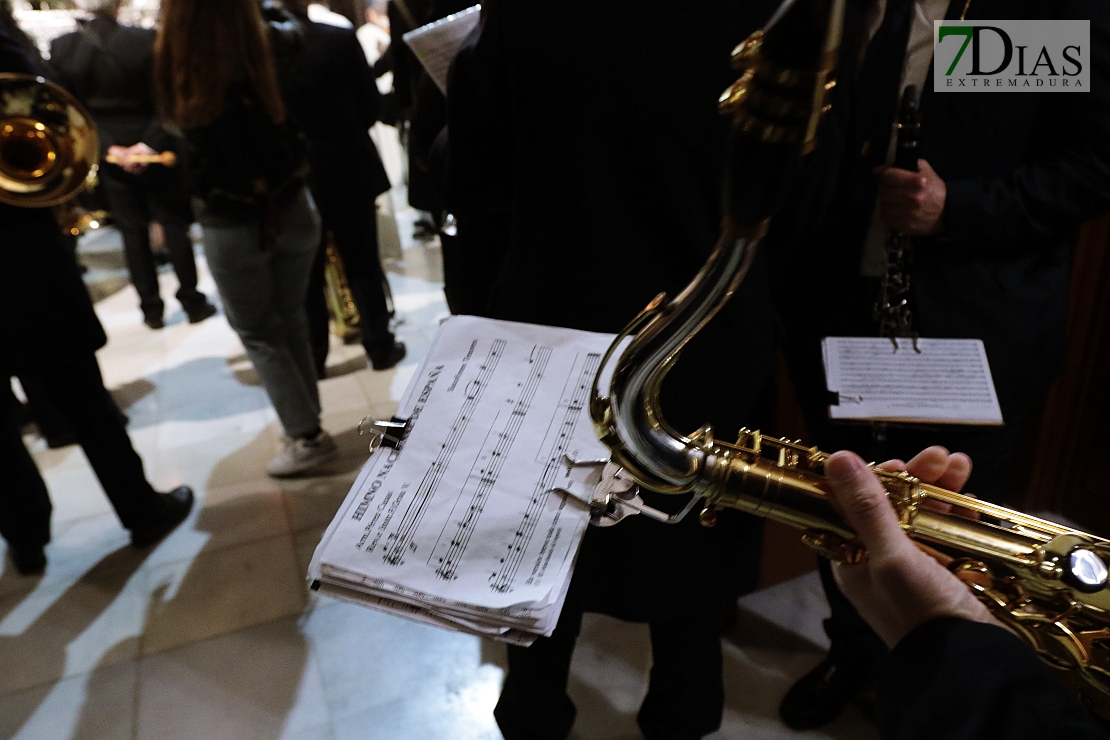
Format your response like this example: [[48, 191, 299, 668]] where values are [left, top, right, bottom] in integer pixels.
[[717, 453, 1045, 569], [713, 456, 856, 540], [908, 509, 1042, 568], [917, 483, 1090, 539]]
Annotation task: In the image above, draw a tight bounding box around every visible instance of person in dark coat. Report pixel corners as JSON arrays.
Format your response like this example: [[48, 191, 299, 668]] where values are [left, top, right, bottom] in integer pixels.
[[397, 0, 471, 236], [281, 0, 405, 373], [822, 445, 1105, 740], [385, 0, 429, 121], [448, 2, 778, 737], [50, 0, 216, 329], [768, 0, 1110, 729], [0, 24, 194, 576]]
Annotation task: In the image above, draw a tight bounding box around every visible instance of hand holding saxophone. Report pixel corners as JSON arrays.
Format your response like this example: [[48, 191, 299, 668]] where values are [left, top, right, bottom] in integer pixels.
[[826, 447, 1002, 649]]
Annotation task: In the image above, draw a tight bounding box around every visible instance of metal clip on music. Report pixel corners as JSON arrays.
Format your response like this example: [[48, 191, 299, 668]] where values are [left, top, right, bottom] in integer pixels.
[[357, 416, 411, 453], [556, 457, 703, 528]]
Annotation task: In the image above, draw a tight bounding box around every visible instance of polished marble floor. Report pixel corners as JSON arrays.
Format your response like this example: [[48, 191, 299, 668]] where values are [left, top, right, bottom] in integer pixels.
[[1, 203, 879, 740]]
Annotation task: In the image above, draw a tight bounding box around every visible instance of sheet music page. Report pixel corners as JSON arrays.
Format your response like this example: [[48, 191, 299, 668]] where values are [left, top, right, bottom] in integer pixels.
[[310, 316, 614, 629], [822, 336, 1003, 425], [402, 5, 481, 95]]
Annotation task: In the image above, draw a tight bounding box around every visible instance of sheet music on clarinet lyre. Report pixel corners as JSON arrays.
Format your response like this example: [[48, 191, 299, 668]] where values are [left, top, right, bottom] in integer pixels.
[[309, 316, 616, 645]]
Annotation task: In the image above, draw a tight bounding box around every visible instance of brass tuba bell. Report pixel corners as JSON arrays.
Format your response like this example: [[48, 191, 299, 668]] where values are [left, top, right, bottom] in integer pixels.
[[0, 72, 99, 207]]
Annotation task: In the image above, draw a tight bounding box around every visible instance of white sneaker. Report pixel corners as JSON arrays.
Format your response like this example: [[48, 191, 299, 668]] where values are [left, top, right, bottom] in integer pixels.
[[265, 430, 339, 477]]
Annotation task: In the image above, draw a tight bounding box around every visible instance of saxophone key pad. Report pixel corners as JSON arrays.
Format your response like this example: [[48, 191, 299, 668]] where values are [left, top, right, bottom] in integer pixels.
[[1065, 548, 1110, 593]]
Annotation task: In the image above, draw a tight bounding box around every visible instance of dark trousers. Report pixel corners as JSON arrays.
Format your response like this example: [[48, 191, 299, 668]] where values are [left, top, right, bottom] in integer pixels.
[[1, 352, 162, 550], [99, 165, 204, 319], [494, 603, 725, 740], [16, 370, 75, 445], [305, 183, 393, 373]]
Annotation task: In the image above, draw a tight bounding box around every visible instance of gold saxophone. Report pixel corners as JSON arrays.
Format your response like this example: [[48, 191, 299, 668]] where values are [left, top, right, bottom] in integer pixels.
[[589, 0, 1110, 718], [324, 238, 362, 342]]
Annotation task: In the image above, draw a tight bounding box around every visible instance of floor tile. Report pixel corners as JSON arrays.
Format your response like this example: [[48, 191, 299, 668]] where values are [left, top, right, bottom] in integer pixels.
[[138, 484, 289, 570], [279, 471, 362, 536], [136, 615, 329, 740], [0, 512, 128, 600], [139, 534, 307, 656], [0, 661, 136, 740], [292, 526, 327, 577], [737, 572, 831, 650], [39, 457, 118, 526], [0, 546, 148, 696], [302, 601, 503, 731]]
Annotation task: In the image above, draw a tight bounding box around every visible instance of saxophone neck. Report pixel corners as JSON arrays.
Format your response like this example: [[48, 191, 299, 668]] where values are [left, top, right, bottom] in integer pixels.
[[594, 0, 845, 493]]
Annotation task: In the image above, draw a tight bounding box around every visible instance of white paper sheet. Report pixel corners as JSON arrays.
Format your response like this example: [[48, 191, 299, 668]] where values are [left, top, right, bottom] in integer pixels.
[[310, 316, 617, 642], [822, 336, 1004, 425], [402, 5, 481, 95]]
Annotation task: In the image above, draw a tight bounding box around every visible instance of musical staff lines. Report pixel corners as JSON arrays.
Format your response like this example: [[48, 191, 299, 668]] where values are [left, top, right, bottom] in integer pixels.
[[383, 339, 506, 565], [489, 352, 601, 593], [432, 346, 552, 580]]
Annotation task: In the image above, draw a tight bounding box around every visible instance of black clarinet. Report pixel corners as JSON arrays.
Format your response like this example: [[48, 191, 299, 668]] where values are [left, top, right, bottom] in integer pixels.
[[893, 85, 921, 172], [875, 85, 922, 342]]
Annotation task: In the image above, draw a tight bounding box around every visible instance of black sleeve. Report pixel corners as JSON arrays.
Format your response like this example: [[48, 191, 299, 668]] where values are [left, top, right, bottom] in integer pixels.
[[2, 23, 42, 75], [349, 30, 382, 129], [137, 31, 172, 152], [444, 2, 513, 316], [877, 618, 1105, 740], [943, 0, 1110, 250]]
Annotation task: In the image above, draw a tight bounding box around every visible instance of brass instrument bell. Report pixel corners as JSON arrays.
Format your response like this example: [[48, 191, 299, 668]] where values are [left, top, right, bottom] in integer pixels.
[[0, 73, 99, 207]]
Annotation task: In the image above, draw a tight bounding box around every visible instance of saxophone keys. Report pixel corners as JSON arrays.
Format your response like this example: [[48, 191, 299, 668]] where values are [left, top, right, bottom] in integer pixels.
[[699, 505, 720, 528], [730, 31, 763, 69], [718, 74, 752, 116], [1063, 548, 1110, 593], [801, 530, 868, 564]]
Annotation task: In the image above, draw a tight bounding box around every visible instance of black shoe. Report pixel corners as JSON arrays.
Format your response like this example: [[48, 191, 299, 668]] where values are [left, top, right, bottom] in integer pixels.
[[9, 545, 46, 576], [131, 486, 195, 548], [368, 341, 406, 371], [186, 301, 218, 324], [779, 655, 874, 730], [144, 314, 165, 330]]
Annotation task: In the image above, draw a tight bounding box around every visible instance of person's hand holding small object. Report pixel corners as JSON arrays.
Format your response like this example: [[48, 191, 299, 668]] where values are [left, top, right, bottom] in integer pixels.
[[122, 142, 157, 175], [874, 158, 946, 235], [107, 144, 132, 169], [825, 446, 1004, 649]]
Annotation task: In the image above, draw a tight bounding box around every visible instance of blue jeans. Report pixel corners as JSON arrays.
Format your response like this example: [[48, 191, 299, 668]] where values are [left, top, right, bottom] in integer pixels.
[[202, 188, 322, 438]]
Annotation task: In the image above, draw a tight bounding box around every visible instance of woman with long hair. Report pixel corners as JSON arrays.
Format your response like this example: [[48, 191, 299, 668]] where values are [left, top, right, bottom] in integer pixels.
[[154, 0, 337, 477]]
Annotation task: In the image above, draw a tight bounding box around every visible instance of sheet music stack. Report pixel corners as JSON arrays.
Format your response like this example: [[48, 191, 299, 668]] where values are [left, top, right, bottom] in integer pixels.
[[309, 316, 616, 645]]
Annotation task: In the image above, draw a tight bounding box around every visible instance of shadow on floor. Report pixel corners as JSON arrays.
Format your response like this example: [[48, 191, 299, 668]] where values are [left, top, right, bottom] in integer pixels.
[[0, 545, 148, 738], [322, 355, 369, 380], [110, 378, 156, 413], [121, 356, 272, 431]]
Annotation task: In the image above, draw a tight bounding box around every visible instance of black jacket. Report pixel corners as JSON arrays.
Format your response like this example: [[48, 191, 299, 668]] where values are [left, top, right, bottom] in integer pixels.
[[178, 7, 309, 225], [878, 618, 1104, 739], [770, 0, 1110, 425], [448, 0, 780, 620], [1, 26, 106, 366], [283, 14, 391, 199], [49, 17, 170, 155]]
